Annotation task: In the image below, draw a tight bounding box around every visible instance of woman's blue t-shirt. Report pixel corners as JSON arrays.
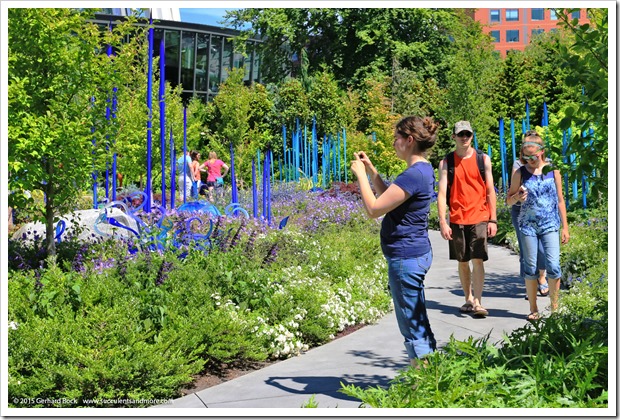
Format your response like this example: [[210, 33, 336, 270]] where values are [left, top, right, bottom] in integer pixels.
[[380, 161, 434, 258]]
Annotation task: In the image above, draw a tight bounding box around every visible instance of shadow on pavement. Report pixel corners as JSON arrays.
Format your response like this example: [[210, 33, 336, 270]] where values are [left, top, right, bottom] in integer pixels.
[[425, 299, 526, 320], [265, 373, 397, 403], [346, 349, 409, 370]]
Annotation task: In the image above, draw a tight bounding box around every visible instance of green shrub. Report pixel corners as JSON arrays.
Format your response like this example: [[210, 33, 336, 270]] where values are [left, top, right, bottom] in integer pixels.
[[342, 309, 607, 407], [561, 207, 608, 288], [8, 276, 206, 407]]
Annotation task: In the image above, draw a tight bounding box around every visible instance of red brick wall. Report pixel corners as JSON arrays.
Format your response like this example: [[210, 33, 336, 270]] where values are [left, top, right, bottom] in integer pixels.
[[470, 8, 590, 57]]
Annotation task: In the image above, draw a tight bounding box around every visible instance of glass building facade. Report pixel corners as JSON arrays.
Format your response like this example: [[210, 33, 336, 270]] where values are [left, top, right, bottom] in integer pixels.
[[92, 12, 262, 103]]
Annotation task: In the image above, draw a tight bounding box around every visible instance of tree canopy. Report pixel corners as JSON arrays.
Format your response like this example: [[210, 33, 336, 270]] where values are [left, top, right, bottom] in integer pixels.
[[225, 8, 458, 88]]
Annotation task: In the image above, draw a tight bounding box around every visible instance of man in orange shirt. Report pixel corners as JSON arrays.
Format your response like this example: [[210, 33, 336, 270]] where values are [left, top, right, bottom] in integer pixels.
[[437, 121, 497, 318]]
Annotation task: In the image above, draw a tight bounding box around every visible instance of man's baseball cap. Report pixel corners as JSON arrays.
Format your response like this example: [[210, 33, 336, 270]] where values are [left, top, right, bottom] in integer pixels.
[[454, 120, 473, 134]]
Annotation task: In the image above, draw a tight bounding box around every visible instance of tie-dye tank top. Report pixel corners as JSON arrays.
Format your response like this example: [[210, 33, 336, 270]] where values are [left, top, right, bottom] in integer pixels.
[[517, 165, 560, 236]]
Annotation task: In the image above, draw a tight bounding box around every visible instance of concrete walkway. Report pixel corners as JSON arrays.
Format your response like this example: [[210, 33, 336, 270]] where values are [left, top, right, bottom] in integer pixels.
[[154, 230, 544, 409]]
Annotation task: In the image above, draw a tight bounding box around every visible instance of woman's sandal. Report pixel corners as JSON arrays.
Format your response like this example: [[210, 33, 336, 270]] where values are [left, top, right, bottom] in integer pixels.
[[472, 305, 489, 318], [459, 303, 474, 313], [527, 312, 541, 321], [538, 282, 549, 297]]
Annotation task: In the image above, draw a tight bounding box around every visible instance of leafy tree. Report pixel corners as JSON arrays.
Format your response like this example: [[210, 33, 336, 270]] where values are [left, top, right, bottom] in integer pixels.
[[355, 77, 404, 177], [272, 78, 311, 129], [520, 30, 578, 122], [493, 30, 578, 126], [492, 50, 527, 120], [246, 82, 277, 180], [225, 8, 458, 88], [307, 69, 347, 138], [8, 9, 141, 258], [552, 8, 608, 199], [391, 64, 443, 120], [210, 68, 252, 150], [337, 8, 457, 87], [206, 68, 261, 184], [436, 11, 501, 163]]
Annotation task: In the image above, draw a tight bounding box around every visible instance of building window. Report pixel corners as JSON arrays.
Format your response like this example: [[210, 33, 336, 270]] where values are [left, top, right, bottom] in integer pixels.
[[165, 30, 180, 87], [550, 9, 558, 20], [506, 30, 519, 43], [572, 10, 581, 19], [209, 36, 222, 94], [221, 38, 234, 81], [506, 9, 519, 21], [490, 10, 500, 23], [531, 28, 544, 37], [252, 47, 260, 83], [195, 33, 209, 92], [242, 42, 254, 83], [181, 32, 196, 90], [531, 9, 544, 21], [490, 30, 500, 43], [233, 50, 244, 70]]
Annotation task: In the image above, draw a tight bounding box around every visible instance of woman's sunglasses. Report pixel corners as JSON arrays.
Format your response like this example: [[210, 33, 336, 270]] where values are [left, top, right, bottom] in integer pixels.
[[523, 150, 543, 161], [456, 131, 472, 138]]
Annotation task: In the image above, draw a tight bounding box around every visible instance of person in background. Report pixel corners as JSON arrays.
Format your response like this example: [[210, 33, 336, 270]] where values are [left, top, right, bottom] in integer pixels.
[[510, 130, 549, 298], [116, 154, 123, 190], [437, 121, 497, 318], [350, 115, 439, 367], [506, 132, 569, 320], [200, 151, 229, 202], [8, 206, 14, 231], [176, 150, 193, 203], [190, 151, 202, 199]]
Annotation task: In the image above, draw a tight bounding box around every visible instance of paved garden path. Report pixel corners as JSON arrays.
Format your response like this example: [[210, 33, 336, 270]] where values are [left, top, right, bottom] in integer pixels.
[[154, 230, 543, 410]]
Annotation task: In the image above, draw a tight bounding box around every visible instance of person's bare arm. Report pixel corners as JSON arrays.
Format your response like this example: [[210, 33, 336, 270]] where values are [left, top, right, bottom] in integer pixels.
[[484, 155, 497, 238], [437, 159, 452, 240], [554, 169, 570, 244], [351, 153, 409, 219]]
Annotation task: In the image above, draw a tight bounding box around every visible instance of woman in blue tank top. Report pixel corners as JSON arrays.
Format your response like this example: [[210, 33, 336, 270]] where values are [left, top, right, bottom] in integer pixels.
[[350, 115, 438, 367], [506, 133, 570, 320]]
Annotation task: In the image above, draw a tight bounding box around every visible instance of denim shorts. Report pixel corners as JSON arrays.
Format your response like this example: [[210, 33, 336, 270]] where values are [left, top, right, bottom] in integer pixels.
[[521, 231, 561, 280], [511, 205, 545, 278], [385, 250, 436, 360]]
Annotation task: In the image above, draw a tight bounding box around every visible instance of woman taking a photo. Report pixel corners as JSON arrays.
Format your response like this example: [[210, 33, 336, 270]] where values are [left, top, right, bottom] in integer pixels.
[[350, 115, 438, 366]]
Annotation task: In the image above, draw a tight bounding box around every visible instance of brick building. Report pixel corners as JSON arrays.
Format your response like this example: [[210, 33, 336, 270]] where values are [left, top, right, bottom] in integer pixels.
[[467, 8, 590, 57]]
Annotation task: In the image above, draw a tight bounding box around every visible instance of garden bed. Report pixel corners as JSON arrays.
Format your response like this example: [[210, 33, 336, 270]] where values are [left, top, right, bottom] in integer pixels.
[[7, 186, 391, 408]]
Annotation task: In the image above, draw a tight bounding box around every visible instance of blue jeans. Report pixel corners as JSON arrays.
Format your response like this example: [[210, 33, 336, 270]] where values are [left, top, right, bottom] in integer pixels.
[[521, 231, 561, 280], [191, 181, 199, 198], [385, 250, 436, 360], [511, 205, 545, 278]]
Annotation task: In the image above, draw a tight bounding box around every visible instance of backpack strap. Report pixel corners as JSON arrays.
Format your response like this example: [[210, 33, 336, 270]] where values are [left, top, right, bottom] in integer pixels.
[[476, 149, 486, 184], [445, 152, 455, 207]]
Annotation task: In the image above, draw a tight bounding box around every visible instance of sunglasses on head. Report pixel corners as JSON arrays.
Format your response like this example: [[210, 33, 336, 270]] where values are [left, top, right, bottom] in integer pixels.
[[456, 131, 472, 138]]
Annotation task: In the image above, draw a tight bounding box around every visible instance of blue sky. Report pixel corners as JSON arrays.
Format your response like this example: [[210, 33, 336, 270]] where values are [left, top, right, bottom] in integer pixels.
[[179, 8, 250, 29]]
